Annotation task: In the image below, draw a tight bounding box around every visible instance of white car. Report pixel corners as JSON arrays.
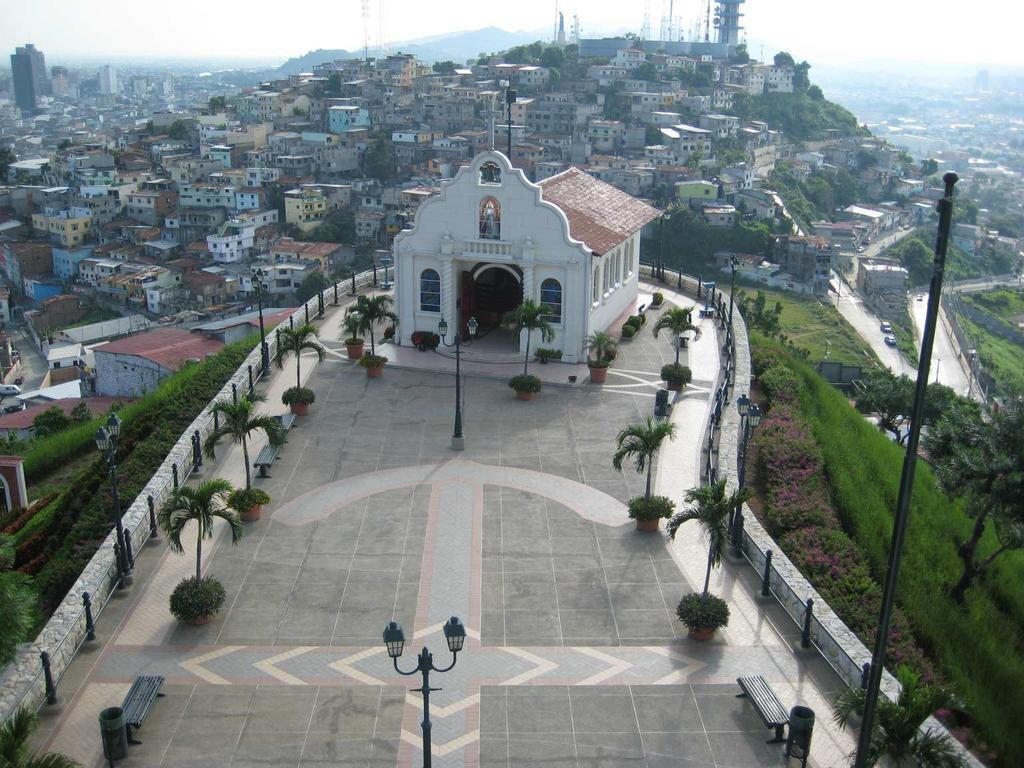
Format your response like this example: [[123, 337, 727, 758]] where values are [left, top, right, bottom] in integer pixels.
[[884, 335, 897, 347], [880, 321, 893, 333], [0, 384, 22, 397]]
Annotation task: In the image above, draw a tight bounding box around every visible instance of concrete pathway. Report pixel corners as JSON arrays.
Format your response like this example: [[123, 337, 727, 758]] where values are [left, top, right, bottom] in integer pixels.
[[32, 284, 854, 768]]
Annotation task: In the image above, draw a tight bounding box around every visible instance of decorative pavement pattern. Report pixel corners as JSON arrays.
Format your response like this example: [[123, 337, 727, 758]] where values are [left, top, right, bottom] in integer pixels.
[[35, 292, 854, 768]]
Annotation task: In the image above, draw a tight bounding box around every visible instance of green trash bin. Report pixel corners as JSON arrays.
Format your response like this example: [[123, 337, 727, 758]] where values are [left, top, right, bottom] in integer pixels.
[[99, 706, 128, 762], [785, 705, 815, 767]]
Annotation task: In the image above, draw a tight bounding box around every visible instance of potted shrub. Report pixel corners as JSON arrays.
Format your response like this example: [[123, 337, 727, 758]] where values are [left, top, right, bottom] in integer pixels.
[[359, 353, 388, 378], [621, 323, 638, 340], [676, 593, 730, 641], [667, 479, 751, 639], [535, 348, 562, 364], [661, 363, 693, 392], [411, 331, 441, 350], [627, 495, 675, 533], [159, 479, 243, 624], [651, 292, 665, 308], [613, 417, 676, 530], [281, 386, 315, 416], [229, 487, 271, 522], [586, 331, 618, 384], [170, 577, 227, 625], [509, 373, 542, 401], [342, 312, 366, 359]]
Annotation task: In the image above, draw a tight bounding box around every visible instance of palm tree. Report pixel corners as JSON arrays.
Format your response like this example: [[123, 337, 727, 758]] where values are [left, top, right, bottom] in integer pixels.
[[612, 417, 677, 501], [0, 707, 79, 768], [504, 299, 555, 375], [158, 479, 243, 582], [586, 331, 618, 364], [348, 295, 397, 355], [204, 395, 284, 490], [833, 665, 966, 768], [652, 306, 701, 365], [342, 309, 368, 341], [275, 322, 326, 390], [667, 479, 752, 595]]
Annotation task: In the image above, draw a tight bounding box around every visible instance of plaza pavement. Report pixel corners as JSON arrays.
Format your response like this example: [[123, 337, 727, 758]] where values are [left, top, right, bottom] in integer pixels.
[[33, 285, 855, 768]]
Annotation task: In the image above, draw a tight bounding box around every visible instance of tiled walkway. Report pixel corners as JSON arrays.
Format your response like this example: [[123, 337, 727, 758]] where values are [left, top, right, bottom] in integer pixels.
[[33, 287, 855, 768]]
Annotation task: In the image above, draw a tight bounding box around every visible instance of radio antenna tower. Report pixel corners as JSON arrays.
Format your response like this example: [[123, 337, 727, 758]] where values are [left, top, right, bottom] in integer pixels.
[[361, 0, 370, 60], [641, 0, 651, 40], [571, 13, 581, 44], [704, 0, 711, 42], [378, 0, 387, 54]]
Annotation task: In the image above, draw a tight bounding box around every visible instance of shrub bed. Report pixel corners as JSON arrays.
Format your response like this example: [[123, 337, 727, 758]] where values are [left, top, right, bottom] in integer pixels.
[[15, 338, 257, 621], [752, 334, 1024, 765]]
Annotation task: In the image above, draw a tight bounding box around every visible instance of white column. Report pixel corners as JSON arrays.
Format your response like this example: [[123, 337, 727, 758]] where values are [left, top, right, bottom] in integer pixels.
[[441, 259, 456, 333], [522, 263, 535, 303], [564, 263, 581, 363]]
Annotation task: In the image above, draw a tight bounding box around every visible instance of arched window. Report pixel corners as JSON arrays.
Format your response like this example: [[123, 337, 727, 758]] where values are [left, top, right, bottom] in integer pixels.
[[480, 161, 501, 184], [420, 268, 441, 312], [540, 278, 562, 324], [479, 197, 501, 240]]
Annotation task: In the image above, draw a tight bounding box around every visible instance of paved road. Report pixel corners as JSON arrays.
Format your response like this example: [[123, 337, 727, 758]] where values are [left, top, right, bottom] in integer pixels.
[[8, 325, 48, 390], [833, 272, 914, 376], [908, 292, 974, 398]]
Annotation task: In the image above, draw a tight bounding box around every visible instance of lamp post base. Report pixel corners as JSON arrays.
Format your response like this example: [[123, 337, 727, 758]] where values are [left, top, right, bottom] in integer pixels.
[[450, 436, 465, 451]]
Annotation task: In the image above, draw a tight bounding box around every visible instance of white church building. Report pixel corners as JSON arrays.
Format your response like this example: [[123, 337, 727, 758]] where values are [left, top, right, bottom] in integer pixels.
[[393, 151, 660, 362]]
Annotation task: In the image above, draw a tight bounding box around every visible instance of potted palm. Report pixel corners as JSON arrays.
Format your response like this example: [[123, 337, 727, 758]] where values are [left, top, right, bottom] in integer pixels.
[[228, 487, 271, 522], [833, 665, 966, 768], [276, 322, 326, 415], [652, 305, 700, 366], [586, 331, 618, 384], [349, 294, 398, 356], [667, 479, 751, 639], [613, 416, 677, 531], [204, 394, 285, 491], [342, 311, 366, 359], [359, 352, 388, 378], [509, 373, 543, 401], [505, 299, 555, 377], [159, 479, 243, 624]]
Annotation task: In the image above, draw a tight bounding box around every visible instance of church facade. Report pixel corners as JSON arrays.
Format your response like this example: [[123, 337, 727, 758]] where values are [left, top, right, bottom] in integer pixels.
[[393, 151, 660, 362]]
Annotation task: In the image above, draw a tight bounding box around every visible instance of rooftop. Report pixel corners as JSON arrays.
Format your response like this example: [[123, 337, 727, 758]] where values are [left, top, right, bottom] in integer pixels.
[[539, 167, 660, 256], [93, 328, 224, 370]]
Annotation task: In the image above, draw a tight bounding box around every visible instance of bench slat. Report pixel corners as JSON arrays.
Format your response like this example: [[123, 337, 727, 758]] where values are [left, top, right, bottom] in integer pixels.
[[737, 676, 788, 726], [254, 445, 279, 466], [122, 675, 164, 727]]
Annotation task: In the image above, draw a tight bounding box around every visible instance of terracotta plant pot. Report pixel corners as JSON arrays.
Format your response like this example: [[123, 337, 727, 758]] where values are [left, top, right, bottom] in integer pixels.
[[635, 518, 660, 532], [184, 614, 216, 626], [366, 365, 383, 378], [666, 381, 682, 392], [515, 390, 534, 401], [589, 365, 608, 384], [241, 504, 262, 522], [345, 341, 364, 360], [688, 626, 716, 641], [289, 402, 309, 416]]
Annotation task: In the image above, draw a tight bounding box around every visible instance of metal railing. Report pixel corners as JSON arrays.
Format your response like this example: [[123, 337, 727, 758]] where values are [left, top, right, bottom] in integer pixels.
[[0, 267, 383, 723]]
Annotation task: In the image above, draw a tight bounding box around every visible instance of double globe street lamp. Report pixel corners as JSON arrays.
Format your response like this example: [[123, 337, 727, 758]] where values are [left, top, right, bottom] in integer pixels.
[[438, 316, 477, 451], [95, 412, 132, 587], [383, 617, 467, 768], [253, 267, 270, 373]]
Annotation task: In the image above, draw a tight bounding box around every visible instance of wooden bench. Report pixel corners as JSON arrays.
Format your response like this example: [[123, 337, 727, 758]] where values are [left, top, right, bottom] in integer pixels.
[[253, 443, 280, 478], [736, 675, 789, 743], [274, 412, 296, 432], [122, 674, 164, 744]]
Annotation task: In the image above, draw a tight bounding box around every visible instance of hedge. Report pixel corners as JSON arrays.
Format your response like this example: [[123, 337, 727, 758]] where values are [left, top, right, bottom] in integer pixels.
[[752, 334, 1024, 765]]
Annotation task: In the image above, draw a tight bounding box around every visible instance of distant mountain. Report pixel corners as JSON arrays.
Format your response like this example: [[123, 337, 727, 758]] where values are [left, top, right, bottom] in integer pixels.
[[276, 26, 543, 74]]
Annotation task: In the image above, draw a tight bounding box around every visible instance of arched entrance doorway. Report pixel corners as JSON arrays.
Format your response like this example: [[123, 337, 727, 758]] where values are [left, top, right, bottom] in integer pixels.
[[460, 264, 523, 336]]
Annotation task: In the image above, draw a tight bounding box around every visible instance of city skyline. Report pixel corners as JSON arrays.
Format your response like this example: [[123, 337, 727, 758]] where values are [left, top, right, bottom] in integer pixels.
[[1, 0, 1022, 68]]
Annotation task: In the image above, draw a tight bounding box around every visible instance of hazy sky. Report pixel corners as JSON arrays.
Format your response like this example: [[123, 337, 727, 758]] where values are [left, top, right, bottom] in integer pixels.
[[1, 0, 1021, 67]]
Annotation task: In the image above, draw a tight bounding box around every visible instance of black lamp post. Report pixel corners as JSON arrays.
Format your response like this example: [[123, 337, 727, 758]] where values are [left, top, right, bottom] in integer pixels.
[[254, 268, 269, 372], [733, 395, 761, 542], [503, 80, 516, 159], [728, 254, 739, 333], [95, 413, 132, 587], [383, 617, 467, 768], [438, 317, 477, 451]]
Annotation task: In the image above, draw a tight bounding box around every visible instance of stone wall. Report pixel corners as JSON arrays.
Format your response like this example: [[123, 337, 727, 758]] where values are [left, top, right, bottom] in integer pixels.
[[0, 271, 377, 721]]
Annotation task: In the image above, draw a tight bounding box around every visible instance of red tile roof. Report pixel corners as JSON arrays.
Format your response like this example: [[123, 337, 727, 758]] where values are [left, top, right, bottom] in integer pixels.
[[93, 328, 223, 371], [0, 397, 130, 431], [538, 168, 661, 256]]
